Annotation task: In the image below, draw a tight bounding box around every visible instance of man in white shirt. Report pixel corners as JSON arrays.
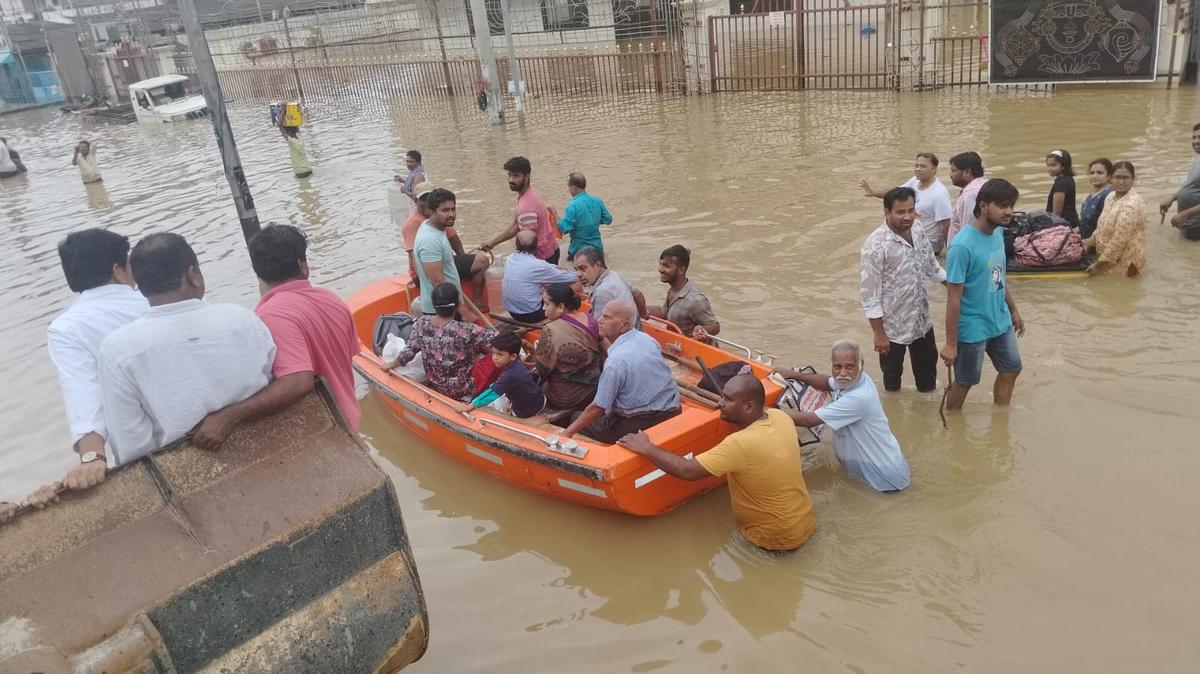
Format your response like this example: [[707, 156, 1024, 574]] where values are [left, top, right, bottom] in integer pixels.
[[44, 229, 148, 496], [860, 186, 947, 392], [98, 233, 276, 467], [861, 152, 953, 253], [774, 340, 911, 493]]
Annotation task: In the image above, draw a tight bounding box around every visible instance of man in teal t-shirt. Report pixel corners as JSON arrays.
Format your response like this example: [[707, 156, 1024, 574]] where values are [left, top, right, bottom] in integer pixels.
[[413, 189, 462, 315], [941, 178, 1025, 411], [558, 172, 613, 260]]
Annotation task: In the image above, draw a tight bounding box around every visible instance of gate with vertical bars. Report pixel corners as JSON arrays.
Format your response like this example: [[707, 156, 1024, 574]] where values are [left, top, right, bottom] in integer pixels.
[[708, 0, 991, 91]]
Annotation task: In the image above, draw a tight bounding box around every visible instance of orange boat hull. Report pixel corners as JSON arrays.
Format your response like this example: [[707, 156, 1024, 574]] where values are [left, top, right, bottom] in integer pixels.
[[348, 276, 782, 516]]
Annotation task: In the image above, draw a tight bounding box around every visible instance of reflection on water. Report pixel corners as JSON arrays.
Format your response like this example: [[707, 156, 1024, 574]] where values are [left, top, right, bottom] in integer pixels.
[[3, 86, 1200, 672]]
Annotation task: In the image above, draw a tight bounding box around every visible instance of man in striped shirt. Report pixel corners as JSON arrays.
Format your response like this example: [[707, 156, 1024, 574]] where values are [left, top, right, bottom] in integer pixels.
[[561, 299, 680, 443]]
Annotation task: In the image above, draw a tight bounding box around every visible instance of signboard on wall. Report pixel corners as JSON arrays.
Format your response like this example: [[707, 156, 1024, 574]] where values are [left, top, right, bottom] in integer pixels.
[[990, 0, 1160, 84]]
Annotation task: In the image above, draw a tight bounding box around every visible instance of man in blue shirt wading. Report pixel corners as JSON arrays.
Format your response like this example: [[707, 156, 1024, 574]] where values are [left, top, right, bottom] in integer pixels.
[[775, 340, 911, 493], [940, 178, 1026, 410], [558, 172, 613, 261]]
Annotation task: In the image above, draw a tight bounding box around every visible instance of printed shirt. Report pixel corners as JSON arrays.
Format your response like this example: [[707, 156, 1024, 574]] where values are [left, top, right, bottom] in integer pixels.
[[945, 225, 1012, 343], [948, 177, 987, 246], [47, 284, 149, 448], [593, 329, 679, 416], [814, 372, 910, 492], [501, 251, 580, 315], [99, 299, 275, 467], [902, 176, 953, 251], [557, 191, 613, 255], [413, 221, 462, 314], [397, 317, 496, 401], [663, 280, 719, 337], [1092, 190, 1148, 276], [515, 187, 558, 260], [694, 408, 816, 550], [256, 280, 361, 430], [860, 222, 947, 345]]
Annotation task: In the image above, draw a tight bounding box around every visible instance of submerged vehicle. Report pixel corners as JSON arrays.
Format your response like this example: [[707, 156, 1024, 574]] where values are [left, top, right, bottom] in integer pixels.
[[130, 74, 210, 124], [0, 387, 428, 673], [348, 274, 783, 517]]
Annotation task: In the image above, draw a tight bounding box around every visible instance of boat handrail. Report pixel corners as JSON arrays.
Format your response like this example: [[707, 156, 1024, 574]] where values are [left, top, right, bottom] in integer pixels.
[[478, 418, 588, 459], [644, 315, 684, 334], [645, 316, 777, 365]]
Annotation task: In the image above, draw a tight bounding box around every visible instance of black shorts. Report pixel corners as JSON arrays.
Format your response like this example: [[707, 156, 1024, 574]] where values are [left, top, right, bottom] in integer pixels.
[[412, 253, 479, 291], [455, 253, 479, 279]]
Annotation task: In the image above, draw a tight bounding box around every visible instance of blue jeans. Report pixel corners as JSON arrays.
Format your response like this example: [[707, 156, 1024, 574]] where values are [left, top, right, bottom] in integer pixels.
[[955, 327, 1022, 386]]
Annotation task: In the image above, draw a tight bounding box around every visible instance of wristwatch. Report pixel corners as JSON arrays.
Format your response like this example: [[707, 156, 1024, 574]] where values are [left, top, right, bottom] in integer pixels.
[[80, 451, 106, 465]]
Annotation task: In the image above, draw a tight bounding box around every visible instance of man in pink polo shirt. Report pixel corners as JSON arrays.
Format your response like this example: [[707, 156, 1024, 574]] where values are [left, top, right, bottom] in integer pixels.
[[481, 156, 560, 264], [191, 224, 360, 448]]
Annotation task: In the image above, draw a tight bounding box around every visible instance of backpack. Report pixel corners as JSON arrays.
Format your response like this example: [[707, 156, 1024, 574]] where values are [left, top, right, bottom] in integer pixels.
[[372, 312, 415, 356], [1013, 225, 1085, 267]]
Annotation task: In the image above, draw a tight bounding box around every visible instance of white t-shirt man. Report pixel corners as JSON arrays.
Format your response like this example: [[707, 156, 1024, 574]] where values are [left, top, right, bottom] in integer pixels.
[[99, 298, 276, 466], [903, 176, 953, 253], [814, 371, 910, 492]]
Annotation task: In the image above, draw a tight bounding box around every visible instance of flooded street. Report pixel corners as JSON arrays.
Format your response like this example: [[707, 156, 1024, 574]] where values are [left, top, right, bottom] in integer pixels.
[[3, 86, 1200, 672]]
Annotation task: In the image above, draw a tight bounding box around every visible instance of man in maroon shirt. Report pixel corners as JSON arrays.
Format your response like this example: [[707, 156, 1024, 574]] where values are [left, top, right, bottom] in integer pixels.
[[191, 224, 360, 447]]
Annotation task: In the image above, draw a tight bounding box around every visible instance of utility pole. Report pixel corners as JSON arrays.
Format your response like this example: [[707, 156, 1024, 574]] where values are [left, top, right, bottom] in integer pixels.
[[467, 0, 503, 125], [496, 0, 523, 123], [176, 0, 261, 247], [428, 0, 453, 95], [281, 6, 305, 102]]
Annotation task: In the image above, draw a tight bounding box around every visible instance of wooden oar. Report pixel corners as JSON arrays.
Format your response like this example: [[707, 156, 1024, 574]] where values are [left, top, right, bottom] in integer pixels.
[[663, 350, 702, 372], [678, 386, 719, 409], [675, 377, 720, 403], [460, 293, 496, 330]]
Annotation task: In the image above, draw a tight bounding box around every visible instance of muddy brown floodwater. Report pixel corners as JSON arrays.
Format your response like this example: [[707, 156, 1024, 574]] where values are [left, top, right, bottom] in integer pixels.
[[2, 86, 1199, 672]]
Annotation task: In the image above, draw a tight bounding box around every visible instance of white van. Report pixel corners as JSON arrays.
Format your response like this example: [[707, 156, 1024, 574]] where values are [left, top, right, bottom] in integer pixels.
[[129, 75, 210, 123]]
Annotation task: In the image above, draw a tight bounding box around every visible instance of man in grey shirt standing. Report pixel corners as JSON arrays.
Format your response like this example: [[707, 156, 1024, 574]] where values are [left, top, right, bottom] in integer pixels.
[[1161, 122, 1200, 241]]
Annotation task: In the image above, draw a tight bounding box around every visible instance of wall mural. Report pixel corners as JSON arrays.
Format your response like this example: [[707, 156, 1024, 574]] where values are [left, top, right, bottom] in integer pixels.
[[991, 0, 1160, 83]]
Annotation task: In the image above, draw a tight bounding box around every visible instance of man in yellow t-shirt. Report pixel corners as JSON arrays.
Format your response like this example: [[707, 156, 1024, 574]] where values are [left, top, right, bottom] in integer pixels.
[[619, 374, 816, 551]]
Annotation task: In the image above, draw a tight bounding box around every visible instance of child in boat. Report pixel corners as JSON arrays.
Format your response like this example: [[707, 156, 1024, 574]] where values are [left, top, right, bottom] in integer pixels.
[[459, 331, 546, 419]]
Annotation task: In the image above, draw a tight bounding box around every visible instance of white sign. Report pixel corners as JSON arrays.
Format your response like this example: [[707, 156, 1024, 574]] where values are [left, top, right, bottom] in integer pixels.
[[507, 80, 527, 94], [769, 11, 786, 27]]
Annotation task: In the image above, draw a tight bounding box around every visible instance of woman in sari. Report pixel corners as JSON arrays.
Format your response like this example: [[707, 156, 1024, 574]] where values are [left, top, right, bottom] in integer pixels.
[[1085, 161, 1147, 278], [534, 283, 604, 411]]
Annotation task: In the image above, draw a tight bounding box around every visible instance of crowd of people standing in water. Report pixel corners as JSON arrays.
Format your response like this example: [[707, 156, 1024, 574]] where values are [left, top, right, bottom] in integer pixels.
[[4, 123, 1200, 554]]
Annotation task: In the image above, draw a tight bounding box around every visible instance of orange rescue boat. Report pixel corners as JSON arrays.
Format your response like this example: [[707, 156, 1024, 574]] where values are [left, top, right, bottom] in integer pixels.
[[347, 275, 782, 516]]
